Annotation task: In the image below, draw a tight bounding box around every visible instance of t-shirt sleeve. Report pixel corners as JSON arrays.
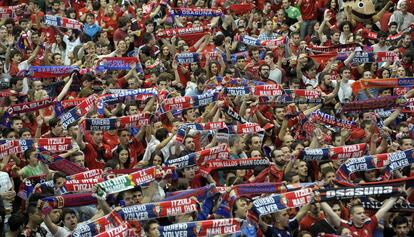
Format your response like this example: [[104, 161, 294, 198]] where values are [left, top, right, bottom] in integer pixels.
[[289, 218, 299, 230], [368, 215, 378, 231], [55, 226, 71, 237]]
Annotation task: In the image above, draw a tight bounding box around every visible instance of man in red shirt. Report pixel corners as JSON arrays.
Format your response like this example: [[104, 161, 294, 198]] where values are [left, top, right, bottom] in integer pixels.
[[297, 0, 318, 39], [321, 197, 398, 237], [113, 16, 131, 46], [77, 129, 112, 170]]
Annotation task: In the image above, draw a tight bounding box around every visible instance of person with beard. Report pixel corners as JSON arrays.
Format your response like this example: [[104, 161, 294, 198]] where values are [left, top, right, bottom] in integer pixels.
[[258, 63, 277, 84], [270, 149, 287, 182], [178, 136, 196, 157]]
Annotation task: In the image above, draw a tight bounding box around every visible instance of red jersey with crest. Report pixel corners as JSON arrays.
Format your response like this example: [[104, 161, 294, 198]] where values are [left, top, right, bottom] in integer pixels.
[[340, 215, 378, 237]]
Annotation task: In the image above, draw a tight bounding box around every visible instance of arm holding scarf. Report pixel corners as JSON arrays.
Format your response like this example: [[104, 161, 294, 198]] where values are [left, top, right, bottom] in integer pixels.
[[374, 196, 398, 221], [320, 201, 343, 228]]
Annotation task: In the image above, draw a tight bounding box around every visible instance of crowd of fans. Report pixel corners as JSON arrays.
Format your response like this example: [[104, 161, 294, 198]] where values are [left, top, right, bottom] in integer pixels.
[[0, 0, 413, 236]]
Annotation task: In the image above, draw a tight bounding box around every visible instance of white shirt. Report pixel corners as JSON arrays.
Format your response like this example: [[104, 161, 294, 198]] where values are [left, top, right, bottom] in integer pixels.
[[269, 68, 283, 84], [333, 79, 355, 102], [63, 35, 81, 65]]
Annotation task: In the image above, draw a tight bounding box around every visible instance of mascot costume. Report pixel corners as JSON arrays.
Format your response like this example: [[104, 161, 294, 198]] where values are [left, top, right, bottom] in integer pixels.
[[343, 0, 395, 24]]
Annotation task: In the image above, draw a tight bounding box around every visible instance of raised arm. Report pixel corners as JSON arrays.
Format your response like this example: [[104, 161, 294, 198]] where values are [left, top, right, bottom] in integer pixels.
[[375, 197, 398, 221], [56, 74, 74, 101], [321, 201, 342, 227]]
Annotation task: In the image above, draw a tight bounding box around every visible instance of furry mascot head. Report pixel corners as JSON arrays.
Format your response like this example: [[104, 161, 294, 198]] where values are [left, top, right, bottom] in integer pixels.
[[344, 0, 396, 24]]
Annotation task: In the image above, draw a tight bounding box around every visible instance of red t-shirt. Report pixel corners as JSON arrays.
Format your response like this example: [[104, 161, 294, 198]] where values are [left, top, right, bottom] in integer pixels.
[[340, 215, 378, 237], [113, 28, 127, 43], [83, 142, 112, 170], [299, 0, 317, 20], [103, 132, 119, 150]]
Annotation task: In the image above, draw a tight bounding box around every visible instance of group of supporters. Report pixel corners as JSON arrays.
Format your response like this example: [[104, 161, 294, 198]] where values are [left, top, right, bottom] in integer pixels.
[[0, 0, 414, 236]]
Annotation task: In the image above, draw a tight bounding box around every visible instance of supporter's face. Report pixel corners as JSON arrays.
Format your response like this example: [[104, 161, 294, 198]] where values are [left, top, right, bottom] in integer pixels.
[[259, 66, 270, 79], [397, 67, 406, 77], [381, 89, 392, 97], [73, 155, 85, 168], [272, 150, 284, 165], [363, 71, 372, 79], [237, 58, 246, 69], [341, 70, 351, 79], [401, 138, 413, 150], [184, 138, 195, 151], [394, 223, 409, 236], [210, 63, 218, 74], [403, 35, 410, 45], [389, 25, 397, 33], [275, 108, 285, 121], [50, 209, 62, 223], [53, 122, 64, 135], [123, 191, 134, 206], [382, 70, 390, 78], [282, 135, 293, 147], [297, 161, 308, 176], [332, 33, 340, 42], [0, 29, 7, 39], [277, 210, 290, 227], [158, 80, 168, 90], [119, 149, 129, 164], [68, 125, 79, 137], [333, 136, 342, 146], [152, 155, 163, 166], [146, 24, 154, 33], [86, 45, 96, 55], [64, 213, 78, 231], [351, 207, 366, 226], [128, 105, 138, 115], [332, 204, 341, 217], [6, 131, 18, 139], [265, 20, 272, 31], [119, 131, 130, 144], [193, 21, 201, 27], [282, 0, 290, 8], [364, 169, 376, 181], [55, 177, 66, 188], [234, 199, 248, 218], [21, 131, 31, 139], [30, 209, 43, 224], [251, 150, 261, 158], [147, 223, 160, 237], [92, 131, 104, 143], [133, 191, 143, 204], [117, 41, 126, 51], [264, 3, 271, 11], [324, 172, 335, 184], [31, 34, 40, 45], [264, 55, 273, 65], [86, 16, 94, 24], [400, 2, 407, 11], [340, 227, 352, 236], [54, 54, 62, 65], [11, 119, 23, 131], [184, 109, 196, 122], [182, 167, 195, 179], [136, 8, 143, 17], [342, 24, 350, 33], [251, 136, 261, 150], [252, 50, 259, 60], [12, 53, 22, 63], [190, 63, 199, 71]]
